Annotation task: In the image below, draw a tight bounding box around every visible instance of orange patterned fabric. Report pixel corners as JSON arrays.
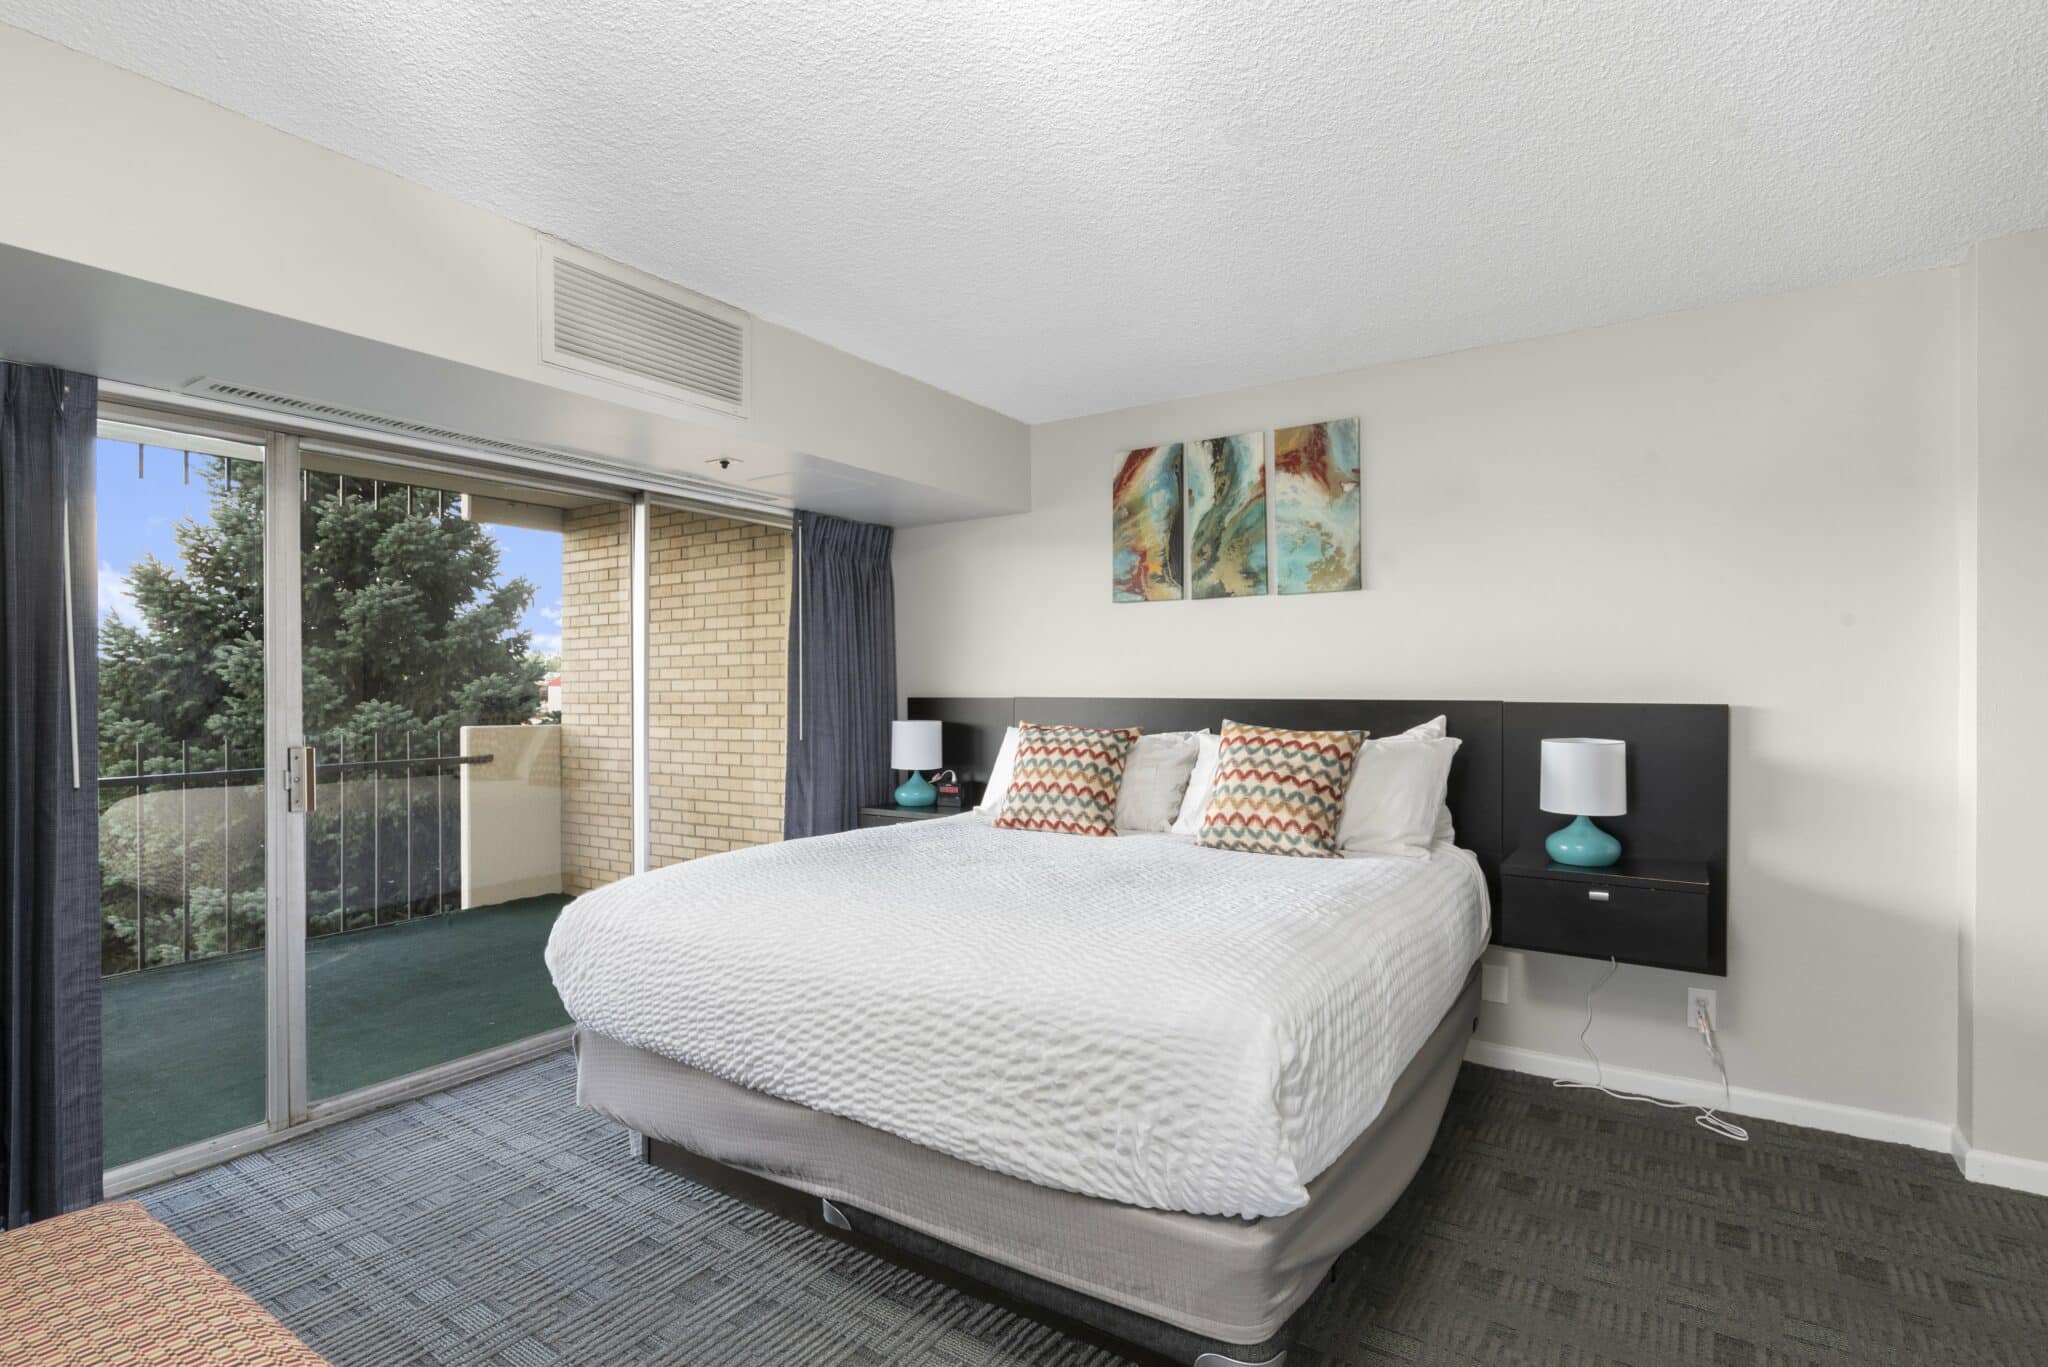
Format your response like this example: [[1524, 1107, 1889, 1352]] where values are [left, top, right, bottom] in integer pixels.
[[0, 1201, 326, 1366], [992, 722, 1142, 836], [1197, 719, 1366, 857]]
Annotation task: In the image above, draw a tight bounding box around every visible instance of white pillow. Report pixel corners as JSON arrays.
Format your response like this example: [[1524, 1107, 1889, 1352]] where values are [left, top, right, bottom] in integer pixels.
[[1115, 731, 1204, 833], [1405, 717, 1458, 847], [1404, 717, 1456, 845], [976, 726, 1021, 812], [1169, 731, 1225, 835], [1338, 717, 1460, 859]]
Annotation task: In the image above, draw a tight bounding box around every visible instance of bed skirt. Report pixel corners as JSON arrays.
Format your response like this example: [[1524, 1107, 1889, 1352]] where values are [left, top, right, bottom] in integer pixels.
[[574, 964, 1479, 1360]]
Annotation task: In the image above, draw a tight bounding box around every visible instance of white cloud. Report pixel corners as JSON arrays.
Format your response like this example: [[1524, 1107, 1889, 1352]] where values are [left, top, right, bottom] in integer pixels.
[[538, 603, 562, 623], [98, 562, 144, 632], [528, 631, 563, 654]]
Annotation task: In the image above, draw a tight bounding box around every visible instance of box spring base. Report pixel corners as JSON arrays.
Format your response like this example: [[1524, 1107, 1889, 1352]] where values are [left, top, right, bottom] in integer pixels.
[[587, 966, 1481, 1367], [645, 1136, 1296, 1367]]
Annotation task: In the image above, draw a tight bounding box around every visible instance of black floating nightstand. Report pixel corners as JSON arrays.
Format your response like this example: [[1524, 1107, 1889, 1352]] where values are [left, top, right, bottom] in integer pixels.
[[857, 805, 957, 829], [1497, 845, 1719, 975]]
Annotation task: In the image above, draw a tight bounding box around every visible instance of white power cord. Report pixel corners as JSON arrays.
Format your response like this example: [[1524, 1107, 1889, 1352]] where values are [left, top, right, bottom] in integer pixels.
[[1551, 956, 1750, 1142]]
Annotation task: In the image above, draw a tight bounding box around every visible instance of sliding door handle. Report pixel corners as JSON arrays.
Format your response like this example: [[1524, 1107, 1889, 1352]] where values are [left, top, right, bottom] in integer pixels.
[[286, 745, 317, 814]]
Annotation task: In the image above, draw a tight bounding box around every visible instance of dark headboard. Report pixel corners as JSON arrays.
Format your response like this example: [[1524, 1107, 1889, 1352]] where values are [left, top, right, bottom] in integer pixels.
[[907, 696, 1730, 932]]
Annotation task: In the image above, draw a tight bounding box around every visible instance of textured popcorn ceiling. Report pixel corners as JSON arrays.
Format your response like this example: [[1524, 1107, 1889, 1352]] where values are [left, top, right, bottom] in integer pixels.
[[7, 2, 2046, 422]]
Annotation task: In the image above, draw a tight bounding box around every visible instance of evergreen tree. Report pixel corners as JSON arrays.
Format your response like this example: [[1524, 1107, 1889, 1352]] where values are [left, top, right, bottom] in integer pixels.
[[98, 459, 541, 970], [298, 473, 538, 751]]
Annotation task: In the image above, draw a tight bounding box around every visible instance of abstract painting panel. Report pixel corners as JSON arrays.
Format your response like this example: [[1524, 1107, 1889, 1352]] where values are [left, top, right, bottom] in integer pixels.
[[1111, 443, 1185, 602], [1272, 418, 1361, 594], [1188, 432, 1267, 598]]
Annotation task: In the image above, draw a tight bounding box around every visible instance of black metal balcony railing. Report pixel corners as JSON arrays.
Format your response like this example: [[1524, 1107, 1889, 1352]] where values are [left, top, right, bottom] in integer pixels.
[[98, 737, 494, 977]]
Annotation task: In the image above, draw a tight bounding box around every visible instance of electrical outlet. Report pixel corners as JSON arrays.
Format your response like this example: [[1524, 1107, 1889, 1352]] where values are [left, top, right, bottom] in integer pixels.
[[1482, 963, 1509, 1004], [1687, 987, 1718, 1032]]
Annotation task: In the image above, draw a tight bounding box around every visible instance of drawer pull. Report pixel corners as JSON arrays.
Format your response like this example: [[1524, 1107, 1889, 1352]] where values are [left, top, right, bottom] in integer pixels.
[[1586, 888, 1611, 902]]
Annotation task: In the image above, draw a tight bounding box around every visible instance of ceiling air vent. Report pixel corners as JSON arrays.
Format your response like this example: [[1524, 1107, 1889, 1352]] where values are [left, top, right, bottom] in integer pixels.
[[539, 240, 749, 417], [189, 380, 593, 465]]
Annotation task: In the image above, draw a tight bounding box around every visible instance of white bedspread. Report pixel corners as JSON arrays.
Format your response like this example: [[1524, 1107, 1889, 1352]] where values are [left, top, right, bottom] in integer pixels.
[[544, 812, 1489, 1219]]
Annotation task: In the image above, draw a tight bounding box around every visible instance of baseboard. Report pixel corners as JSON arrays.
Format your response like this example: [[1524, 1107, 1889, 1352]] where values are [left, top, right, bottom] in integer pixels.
[[1474, 1043, 2048, 1198], [1952, 1131, 2048, 1198], [1464, 1039, 1953, 1153]]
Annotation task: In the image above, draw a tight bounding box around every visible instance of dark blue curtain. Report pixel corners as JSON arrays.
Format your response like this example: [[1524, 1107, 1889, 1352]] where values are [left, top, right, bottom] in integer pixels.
[[784, 511, 896, 839], [1, 363, 102, 1225]]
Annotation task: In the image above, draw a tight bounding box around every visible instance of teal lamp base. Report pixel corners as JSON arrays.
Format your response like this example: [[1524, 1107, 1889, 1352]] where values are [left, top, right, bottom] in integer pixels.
[[893, 771, 937, 808], [1545, 814, 1621, 868]]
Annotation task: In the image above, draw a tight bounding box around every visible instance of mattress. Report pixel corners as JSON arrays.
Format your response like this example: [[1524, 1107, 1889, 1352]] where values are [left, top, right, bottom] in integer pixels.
[[545, 812, 1489, 1219], [575, 966, 1481, 1347]]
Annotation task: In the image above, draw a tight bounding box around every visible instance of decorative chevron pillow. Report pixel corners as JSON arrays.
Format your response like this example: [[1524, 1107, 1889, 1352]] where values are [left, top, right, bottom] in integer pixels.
[[992, 722, 1143, 837], [1197, 720, 1367, 858]]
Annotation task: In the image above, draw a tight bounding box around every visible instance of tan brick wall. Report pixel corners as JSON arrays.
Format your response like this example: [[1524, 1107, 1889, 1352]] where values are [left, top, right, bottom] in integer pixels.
[[557, 504, 789, 893], [648, 511, 790, 863], [559, 503, 632, 895]]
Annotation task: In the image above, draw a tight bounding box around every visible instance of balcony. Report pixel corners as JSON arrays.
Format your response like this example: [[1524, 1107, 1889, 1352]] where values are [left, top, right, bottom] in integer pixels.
[[101, 894, 569, 1168], [93, 433, 791, 1178], [98, 725, 574, 1169]]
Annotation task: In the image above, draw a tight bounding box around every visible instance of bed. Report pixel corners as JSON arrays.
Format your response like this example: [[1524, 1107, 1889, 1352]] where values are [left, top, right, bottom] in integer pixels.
[[547, 697, 1505, 1367]]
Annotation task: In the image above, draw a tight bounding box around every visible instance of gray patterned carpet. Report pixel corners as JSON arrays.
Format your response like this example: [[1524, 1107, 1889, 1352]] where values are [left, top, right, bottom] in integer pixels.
[[141, 1052, 2048, 1366]]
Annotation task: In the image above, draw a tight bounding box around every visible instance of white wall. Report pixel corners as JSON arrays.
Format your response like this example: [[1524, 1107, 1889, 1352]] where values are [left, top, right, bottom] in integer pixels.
[[1954, 252, 1980, 1147], [898, 271, 1965, 1131], [1960, 229, 2048, 1170], [0, 23, 1028, 521], [460, 725, 563, 909]]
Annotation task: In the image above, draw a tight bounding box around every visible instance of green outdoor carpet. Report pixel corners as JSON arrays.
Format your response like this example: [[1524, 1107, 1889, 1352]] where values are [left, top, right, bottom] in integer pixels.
[[101, 895, 571, 1169]]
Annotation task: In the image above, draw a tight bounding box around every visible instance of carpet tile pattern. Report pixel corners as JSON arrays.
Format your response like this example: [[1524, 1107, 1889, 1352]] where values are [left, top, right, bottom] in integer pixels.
[[143, 1052, 2048, 1366]]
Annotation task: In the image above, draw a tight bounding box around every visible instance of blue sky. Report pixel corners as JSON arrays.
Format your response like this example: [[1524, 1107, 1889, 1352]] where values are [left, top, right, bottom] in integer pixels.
[[96, 438, 564, 656]]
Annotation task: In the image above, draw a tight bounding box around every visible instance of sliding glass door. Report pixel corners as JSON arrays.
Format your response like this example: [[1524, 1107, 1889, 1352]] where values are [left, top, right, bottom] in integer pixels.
[[94, 419, 271, 1168], [297, 453, 594, 1101], [93, 401, 791, 1184], [96, 410, 630, 1180]]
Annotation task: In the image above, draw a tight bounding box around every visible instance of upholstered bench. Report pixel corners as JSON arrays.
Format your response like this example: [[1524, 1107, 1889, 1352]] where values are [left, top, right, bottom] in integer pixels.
[[0, 1201, 324, 1365]]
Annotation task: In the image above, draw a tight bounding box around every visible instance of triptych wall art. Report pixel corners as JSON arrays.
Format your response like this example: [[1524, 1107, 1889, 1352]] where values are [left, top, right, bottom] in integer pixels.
[[1188, 432, 1267, 599], [1112, 418, 1359, 602], [1111, 443, 1186, 602]]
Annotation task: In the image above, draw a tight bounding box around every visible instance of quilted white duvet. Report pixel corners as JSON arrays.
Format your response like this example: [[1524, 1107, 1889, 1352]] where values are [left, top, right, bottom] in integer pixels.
[[545, 812, 1488, 1219]]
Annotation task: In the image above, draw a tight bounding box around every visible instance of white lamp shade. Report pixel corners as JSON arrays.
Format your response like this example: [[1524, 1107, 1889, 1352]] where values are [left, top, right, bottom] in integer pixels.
[[891, 720, 943, 772], [1539, 738, 1627, 816]]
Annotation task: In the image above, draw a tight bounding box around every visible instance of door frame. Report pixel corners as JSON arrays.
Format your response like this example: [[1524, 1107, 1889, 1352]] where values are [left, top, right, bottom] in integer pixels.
[[98, 384, 794, 1195], [262, 432, 309, 1127], [99, 403, 625, 1195]]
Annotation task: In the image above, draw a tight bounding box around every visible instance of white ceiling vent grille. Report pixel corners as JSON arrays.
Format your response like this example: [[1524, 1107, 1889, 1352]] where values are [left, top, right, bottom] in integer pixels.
[[540, 240, 749, 416]]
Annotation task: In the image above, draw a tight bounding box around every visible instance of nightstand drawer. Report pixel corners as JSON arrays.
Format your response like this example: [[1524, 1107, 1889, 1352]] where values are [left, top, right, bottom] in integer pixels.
[[857, 806, 953, 829], [1498, 875, 1710, 972]]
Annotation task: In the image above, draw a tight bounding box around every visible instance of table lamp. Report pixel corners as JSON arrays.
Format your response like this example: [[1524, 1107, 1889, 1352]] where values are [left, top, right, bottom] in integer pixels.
[[891, 720, 943, 808], [1540, 737, 1626, 867]]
